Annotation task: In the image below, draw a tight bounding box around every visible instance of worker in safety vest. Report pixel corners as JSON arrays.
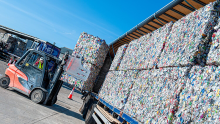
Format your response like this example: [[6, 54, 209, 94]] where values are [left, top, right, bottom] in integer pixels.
[[35, 57, 44, 70]]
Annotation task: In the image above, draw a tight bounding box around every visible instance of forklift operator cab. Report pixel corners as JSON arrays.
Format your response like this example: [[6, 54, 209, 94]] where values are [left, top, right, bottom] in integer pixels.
[[0, 49, 61, 105]]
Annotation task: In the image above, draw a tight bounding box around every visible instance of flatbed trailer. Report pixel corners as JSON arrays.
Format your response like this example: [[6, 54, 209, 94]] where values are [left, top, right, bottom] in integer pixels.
[[80, 91, 139, 124]]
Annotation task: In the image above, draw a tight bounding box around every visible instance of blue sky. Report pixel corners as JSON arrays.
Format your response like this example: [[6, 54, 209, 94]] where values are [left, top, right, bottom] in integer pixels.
[[0, 0, 171, 49]]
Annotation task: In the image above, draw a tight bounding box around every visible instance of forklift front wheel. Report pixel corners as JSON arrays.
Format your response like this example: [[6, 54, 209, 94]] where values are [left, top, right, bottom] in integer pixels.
[[31, 89, 46, 104], [0, 77, 10, 89]]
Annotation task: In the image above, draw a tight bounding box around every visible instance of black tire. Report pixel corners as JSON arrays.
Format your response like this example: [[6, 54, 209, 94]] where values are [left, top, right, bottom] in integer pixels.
[[0, 77, 10, 89], [79, 94, 90, 114], [85, 104, 96, 124], [31, 89, 46, 104], [82, 96, 94, 119]]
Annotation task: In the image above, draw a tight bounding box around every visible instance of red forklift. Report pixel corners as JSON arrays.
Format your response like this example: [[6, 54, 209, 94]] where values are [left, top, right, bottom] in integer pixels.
[[0, 49, 89, 105]]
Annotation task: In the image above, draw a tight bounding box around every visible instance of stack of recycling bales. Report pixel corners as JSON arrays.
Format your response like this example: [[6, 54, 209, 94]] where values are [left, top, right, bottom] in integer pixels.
[[173, 14, 220, 123], [109, 44, 128, 71], [71, 32, 109, 91], [99, 44, 135, 109], [98, 1, 220, 124], [99, 21, 174, 113]]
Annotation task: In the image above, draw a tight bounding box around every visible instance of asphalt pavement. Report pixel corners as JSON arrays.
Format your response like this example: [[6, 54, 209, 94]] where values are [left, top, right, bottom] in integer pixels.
[[0, 61, 85, 124]]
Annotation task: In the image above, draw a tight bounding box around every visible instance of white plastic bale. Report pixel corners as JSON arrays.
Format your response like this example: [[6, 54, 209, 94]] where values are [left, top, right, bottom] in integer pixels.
[[113, 70, 139, 109], [119, 22, 173, 70], [136, 22, 173, 69], [173, 66, 220, 124], [123, 67, 188, 123], [98, 70, 139, 110], [158, 2, 219, 67], [119, 38, 142, 70], [98, 71, 126, 105], [73, 32, 109, 68], [109, 44, 128, 71]]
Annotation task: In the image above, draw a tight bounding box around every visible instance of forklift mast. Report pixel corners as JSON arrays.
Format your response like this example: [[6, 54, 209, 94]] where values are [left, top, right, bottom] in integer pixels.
[[44, 52, 90, 105], [43, 52, 69, 105]]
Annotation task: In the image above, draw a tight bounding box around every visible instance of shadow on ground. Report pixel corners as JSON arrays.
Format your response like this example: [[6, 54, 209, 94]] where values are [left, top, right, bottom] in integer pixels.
[[7, 88, 84, 123], [46, 103, 84, 121]]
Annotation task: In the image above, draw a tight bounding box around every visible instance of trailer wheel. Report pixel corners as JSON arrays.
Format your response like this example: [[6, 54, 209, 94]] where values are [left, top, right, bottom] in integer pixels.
[[82, 95, 94, 119], [0, 77, 10, 89], [85, 104, 96, 124], [31, 89, 46, 104], [79, 93, 91, 114]]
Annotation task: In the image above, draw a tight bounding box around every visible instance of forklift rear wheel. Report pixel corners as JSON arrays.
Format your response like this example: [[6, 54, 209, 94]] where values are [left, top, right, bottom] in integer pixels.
[[0, 77, 10, 89], [31, 89, 46, 104]]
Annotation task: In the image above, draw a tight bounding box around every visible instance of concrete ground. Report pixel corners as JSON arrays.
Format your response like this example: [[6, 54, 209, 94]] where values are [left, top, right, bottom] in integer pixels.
[[0, 61, 85, 124]]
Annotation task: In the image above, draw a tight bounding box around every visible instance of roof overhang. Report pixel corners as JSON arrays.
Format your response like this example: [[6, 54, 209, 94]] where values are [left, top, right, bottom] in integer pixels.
[[109, 0, 216, 58]]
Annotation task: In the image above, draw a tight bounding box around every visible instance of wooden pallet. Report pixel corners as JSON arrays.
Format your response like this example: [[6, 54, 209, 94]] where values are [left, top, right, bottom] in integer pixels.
[[96, 105, 121, 124]]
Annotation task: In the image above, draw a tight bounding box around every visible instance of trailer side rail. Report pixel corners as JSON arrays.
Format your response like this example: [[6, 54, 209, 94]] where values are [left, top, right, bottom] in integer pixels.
[[91, 92, 139, 124]]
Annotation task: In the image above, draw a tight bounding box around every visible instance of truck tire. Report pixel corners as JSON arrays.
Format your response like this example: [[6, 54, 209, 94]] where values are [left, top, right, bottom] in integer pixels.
[[79, 95, 90, 114], [51, 96, 57, 105], [82, 97, 94, 119], [31, 89, 46, 104], [0, 77, 10, 89], [85, 104, 96, 124]]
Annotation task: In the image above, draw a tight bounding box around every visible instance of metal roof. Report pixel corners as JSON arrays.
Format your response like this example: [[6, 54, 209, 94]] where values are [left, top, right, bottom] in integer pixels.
[[0, 25, 48, 43], [109, 0, 216, 58]]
